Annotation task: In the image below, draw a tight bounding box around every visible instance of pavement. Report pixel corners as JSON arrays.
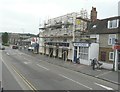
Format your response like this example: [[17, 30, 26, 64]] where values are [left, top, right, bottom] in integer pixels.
[[20, 49, 120, 86]]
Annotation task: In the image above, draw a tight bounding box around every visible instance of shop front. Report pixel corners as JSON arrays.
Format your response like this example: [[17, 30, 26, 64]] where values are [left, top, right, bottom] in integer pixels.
[[73, 42, 99, 65]]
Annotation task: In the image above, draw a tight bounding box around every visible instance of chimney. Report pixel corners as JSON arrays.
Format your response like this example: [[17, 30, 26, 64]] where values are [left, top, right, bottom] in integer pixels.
[[91, 7, 97, 22]]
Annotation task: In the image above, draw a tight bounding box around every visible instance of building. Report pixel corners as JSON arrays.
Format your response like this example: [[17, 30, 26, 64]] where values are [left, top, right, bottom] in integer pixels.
[[39, 10, 90, 62], [118, 1, 120, 16], [73, 7, 99, 65], [39, 8, 100, 65], [9, 33, 20, 45], [88, 16, 120, 70], [9, 33, 36, 46]]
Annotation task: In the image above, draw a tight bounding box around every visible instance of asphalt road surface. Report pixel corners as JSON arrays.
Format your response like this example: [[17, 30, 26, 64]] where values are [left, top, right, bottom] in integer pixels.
[[1, 47, 118, 91]]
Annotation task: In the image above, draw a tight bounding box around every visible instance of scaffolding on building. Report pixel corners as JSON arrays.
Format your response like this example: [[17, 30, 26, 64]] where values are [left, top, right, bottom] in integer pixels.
[[39, 9, 91, 62]]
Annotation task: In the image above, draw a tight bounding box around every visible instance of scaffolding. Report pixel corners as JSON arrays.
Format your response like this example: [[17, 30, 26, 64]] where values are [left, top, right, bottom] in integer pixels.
[[39, 9, 90, 62]]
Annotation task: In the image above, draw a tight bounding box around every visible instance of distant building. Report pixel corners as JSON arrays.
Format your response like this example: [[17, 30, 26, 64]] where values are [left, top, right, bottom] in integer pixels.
[[9, 33, 36, 46], [118, 1, 120, 16]]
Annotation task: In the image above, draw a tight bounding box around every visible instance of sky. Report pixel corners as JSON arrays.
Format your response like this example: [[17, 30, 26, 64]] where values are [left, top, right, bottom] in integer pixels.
[[0, 0, 119, 35]]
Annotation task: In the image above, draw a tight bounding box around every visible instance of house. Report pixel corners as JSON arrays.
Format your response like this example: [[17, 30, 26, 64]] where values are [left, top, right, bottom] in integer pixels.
[[88, 15, 120, 70]]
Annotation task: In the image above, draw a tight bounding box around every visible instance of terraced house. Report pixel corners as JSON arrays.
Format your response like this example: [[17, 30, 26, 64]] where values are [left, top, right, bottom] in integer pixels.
[[89, 16, 120, 70]]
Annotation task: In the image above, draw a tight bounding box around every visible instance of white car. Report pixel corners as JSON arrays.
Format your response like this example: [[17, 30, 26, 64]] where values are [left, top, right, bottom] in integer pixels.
[[28, 46, 34, 51]]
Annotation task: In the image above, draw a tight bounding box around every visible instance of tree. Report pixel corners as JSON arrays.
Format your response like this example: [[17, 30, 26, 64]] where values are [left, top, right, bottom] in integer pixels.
[[2, 32, 9, 45]]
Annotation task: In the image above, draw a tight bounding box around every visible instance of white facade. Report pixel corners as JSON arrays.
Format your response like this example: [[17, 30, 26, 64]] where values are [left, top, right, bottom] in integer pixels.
[[118, 1, 120, 16], [39, 10, 88, 62], [73, 42, 99, 65]]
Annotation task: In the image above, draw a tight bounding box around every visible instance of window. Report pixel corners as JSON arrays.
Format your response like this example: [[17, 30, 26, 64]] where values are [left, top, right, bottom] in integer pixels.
[[107, 19, 119, 29], [109, 52, 114, 61], [63, 39, 67, 42], [92, 25, 97, 28], [108, 34, 116, 45], [79, 47, 88, 60]]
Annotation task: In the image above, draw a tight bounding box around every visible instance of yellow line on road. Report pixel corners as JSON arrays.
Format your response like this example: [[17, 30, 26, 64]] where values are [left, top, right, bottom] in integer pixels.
[[11, 65, 38, 92]]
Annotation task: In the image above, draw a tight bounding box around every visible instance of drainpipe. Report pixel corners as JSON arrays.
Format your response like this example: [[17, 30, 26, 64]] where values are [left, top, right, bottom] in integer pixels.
[[72, 13, 76, 63]]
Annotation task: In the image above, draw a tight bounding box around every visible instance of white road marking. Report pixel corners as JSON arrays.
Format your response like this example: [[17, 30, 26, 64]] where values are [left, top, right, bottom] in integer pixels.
[[96, 70, 101, 71], [6, 52, 9, 55], [59, 74, 92, 90], [95, 71, 112, 77], [24, 62, 30, 64], [23, 57, 31, 62], [37, 64, 49, 71], [94, 82, 114, 90]]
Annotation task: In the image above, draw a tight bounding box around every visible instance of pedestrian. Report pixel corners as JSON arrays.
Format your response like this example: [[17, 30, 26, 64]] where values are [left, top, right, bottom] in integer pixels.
[[92, 58, 96, 70]]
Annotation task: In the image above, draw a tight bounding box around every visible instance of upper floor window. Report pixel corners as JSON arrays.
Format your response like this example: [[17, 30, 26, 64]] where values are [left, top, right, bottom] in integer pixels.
[[63, 39, 67, 42], [107, 19, 119, 29], [108, 34, 116, 45]]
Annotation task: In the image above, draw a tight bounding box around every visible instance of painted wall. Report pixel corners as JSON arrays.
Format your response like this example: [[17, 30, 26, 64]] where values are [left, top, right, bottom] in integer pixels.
[[89, 43, 99, 60], [53, 48, 56, 56], [58, 48, 62, 58], [68, 49, 73, 60], [46, 47, 49, 55]]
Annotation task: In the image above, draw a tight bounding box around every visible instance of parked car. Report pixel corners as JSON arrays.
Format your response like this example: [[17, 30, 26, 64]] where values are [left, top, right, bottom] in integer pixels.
[[28, 46, 34, 51], [0, 44, 5, 50], [12, 45, 18, 49], [0, 46, 5, 50]]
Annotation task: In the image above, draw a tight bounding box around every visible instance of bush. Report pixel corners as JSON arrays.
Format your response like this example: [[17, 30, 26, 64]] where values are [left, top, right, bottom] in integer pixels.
[[2, 43, 10, 46]]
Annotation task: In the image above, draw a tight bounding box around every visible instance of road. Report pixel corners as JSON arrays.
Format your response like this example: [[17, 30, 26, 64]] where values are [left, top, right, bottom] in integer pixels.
[[1, 47, 118, 91]]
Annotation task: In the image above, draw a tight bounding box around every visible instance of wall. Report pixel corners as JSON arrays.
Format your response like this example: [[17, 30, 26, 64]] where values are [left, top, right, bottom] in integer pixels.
[[99, 47, 114, 63], [58, 48, 62, 58], [118, 1, 120, 16], [99, 34, 117, 48], [53, 48, 56, 56], [89, 43, 99, 60], [46, 48, 49, 55], [68, 49, 73, 60]]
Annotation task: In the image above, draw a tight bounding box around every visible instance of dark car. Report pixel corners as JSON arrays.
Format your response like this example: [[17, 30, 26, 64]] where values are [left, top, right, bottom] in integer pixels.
[[0, 45, 5, 50], [12, 45, 18, 49]]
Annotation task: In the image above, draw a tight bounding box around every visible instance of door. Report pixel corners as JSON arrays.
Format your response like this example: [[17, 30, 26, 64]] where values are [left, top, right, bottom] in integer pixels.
[[56, 48, 59, 58], [49, 48, 53, 57], [74, 47, 77, 63], [101, 51, 106, 61]]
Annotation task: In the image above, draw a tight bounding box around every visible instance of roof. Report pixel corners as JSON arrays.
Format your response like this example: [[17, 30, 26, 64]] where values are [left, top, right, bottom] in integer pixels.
[[88, 16, 120, 34]]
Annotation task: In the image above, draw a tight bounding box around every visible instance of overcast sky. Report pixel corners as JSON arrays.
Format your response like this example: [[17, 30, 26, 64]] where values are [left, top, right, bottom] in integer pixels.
[[0, 0, 119, 35]]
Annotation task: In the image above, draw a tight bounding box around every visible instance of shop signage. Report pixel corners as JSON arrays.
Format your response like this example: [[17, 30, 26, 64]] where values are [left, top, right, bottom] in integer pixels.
[[73, 43, 89, 47]]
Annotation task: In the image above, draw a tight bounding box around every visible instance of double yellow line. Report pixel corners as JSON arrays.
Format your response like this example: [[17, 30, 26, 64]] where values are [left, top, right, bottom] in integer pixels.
[[11, 65, 38, 92]]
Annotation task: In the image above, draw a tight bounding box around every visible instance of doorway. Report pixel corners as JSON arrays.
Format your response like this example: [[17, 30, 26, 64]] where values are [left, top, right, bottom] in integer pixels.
[[62, 49, 68, 61], [56, 48, 59, 58], [49, 48, 53, 57], [74, 46, 77, 63]]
